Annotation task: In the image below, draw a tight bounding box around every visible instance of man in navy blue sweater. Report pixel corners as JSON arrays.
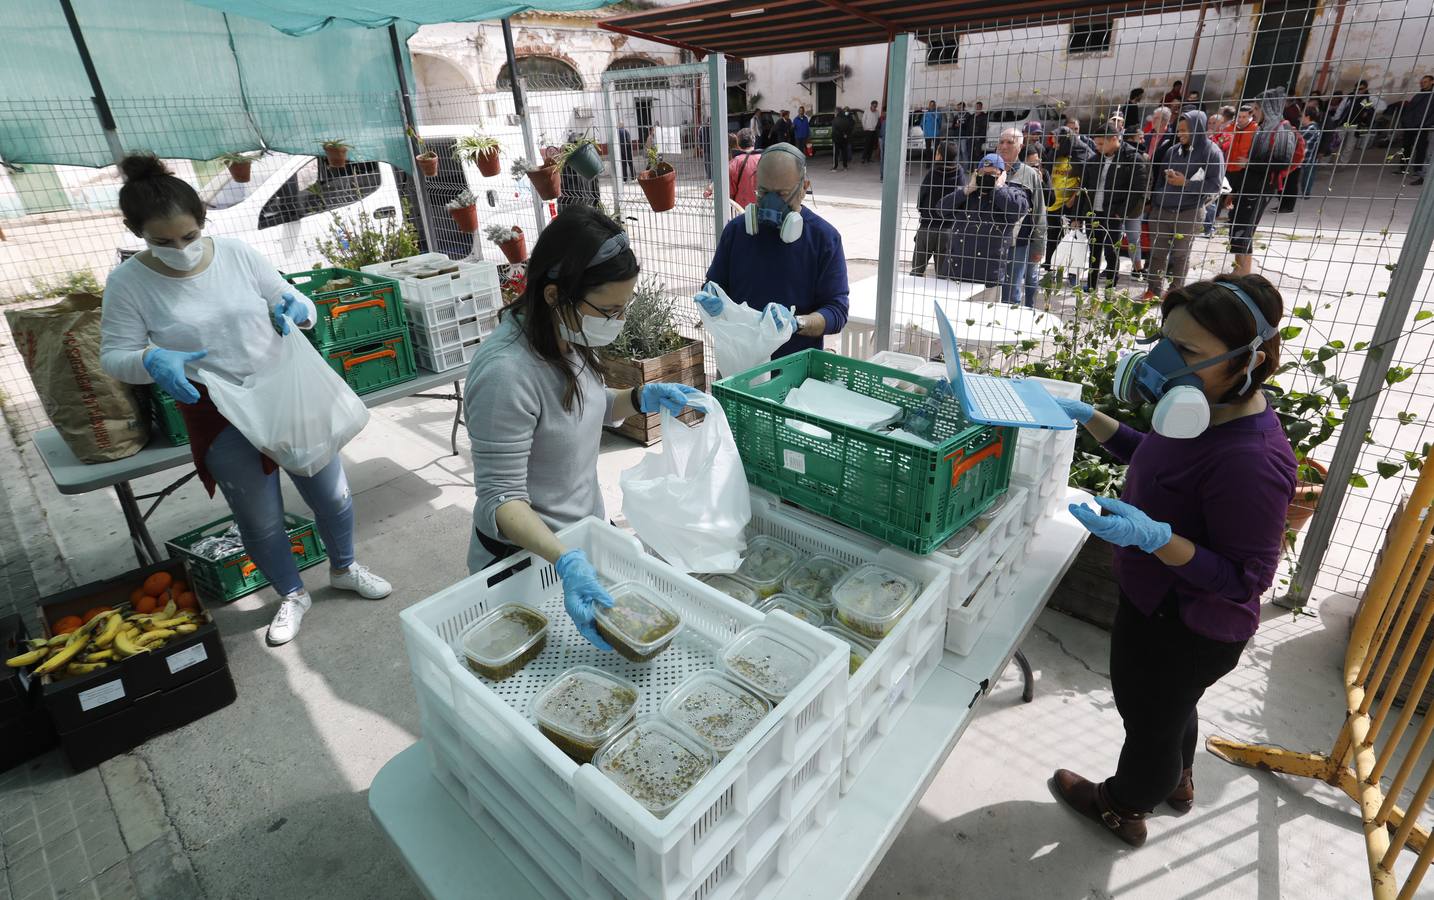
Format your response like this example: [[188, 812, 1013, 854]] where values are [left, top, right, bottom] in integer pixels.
[[700, 144, 849, 358]]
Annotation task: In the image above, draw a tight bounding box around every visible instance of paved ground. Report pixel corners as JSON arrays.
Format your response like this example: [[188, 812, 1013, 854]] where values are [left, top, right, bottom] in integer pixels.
[[4, 389, 1429, 899]]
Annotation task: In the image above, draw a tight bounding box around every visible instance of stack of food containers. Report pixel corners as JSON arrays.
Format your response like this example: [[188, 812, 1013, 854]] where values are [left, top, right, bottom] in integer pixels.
[[361, 254, 501, 372], [1009, 376, 1081, 533]]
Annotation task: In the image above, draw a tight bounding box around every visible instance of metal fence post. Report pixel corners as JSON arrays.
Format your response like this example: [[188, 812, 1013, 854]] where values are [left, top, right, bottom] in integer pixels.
[[387, 25, 438, 256], [875, 33, 913, 354], [1283, 181, 1434, 607], [502, 18, 547, 237], [603, 82, 624, 222], [708, 52, 729, 248]]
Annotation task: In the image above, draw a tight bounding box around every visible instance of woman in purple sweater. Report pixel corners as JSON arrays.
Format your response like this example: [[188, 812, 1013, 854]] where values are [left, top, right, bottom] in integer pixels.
[[1047, 273, 1297, 847]]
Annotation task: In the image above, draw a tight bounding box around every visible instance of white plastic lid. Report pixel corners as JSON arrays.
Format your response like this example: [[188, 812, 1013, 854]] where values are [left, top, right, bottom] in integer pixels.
[[939, 527, 980, 558], [831, 564, 919, 630], [593, 582, 682, 655], [593, 718, 717, 817], [703, 574, 760, 605], [720, 624, 819, 701], [734, 536, 801, 588], [660, 672, 770, 754], [531, 666, 639, 746], [782, 555, 850, 608], [755, 593, 826, 626], [460, 603, 548, 669]]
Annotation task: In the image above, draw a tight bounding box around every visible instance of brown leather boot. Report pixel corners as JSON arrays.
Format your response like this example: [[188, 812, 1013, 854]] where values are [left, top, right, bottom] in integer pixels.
[[1166, 767, 1194, 813], [1052, 769, 1148, 847]]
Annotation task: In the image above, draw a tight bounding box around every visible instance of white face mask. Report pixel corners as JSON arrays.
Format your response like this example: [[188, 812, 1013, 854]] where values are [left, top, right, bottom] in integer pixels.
[[146, 236, 206, 271], [559, 313, 625, 348]]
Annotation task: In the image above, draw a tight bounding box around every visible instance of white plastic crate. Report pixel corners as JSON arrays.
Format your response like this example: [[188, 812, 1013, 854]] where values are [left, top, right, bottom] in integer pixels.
[[399, 518, 847, 900], [414, 337, 480, 373], [363, 254, 500, 304], [745, 494, 952, 792], [407, 292, 478, 331], [1012, 428, 1059, 483], [411, 316, 481, 351], [945, 539, 1024, 655], [420, 675, 843, 900]]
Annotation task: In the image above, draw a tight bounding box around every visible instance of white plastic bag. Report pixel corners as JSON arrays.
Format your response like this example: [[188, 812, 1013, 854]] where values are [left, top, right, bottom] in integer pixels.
[[697, 281, 796, 376], [1050, 229, 1089, 279], [203, 329, 370, 476], [620, 392, 751, 573]]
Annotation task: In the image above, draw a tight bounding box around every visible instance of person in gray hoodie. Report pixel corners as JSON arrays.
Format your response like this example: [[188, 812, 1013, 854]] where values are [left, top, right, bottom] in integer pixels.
[[1144, 109, 1224, 298], [1230, 88, 1298, 276]]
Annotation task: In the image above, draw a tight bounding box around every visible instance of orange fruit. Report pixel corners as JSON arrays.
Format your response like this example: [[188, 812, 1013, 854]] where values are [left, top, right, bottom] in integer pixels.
[[53, 615, 83, 635], [134, 595, 158, 615], [171, 580, 188, 595], [129, 587, 146, 606], [142, 572, 173, 596], [81, 606, 111, 623], [175, 592, 198, 611]]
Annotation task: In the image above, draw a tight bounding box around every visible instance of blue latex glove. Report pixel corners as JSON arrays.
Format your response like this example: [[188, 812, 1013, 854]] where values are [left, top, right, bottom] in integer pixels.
[[694, 286, 725, 316], [639, 383, 705, 416], [271, 292, 314, 335], [143, 348, 208, 405], [764, 302, 799, 333], [1054, 396, 1095, 424], [1069, 496, 1172, 554], [554, 549, 615, 651]]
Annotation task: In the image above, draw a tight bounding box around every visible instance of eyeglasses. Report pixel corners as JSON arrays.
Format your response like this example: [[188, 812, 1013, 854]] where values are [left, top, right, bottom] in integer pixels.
[[581, 298, 628, 321]]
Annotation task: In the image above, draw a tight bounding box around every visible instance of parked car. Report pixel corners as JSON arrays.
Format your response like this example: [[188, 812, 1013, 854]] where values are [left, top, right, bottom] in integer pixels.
[[805, 112, 866, 156], [980, 104, 1068, 153]]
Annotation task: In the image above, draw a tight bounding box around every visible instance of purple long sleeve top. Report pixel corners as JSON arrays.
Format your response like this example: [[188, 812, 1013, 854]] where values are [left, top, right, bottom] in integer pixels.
[[1101, 403, 1297, 642]]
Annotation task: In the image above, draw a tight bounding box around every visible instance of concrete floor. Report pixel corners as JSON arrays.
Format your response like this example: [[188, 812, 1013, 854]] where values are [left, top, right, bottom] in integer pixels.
[[15, 391, 1429, 900]]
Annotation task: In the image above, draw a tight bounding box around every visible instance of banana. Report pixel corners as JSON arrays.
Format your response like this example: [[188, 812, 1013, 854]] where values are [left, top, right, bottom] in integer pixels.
[[5, 647, 49, 667], [45, 633, 71, 647], [65, 662, 108, 675], [151, 613, 196, 629], [84, 649, 115, 662], [34, 633, 89, 675], [93, 612, 123, 649], [113, 630, 150, 658], [173, 623, 199, 635], [135, 629, 176, 647], [161, 598, 177, 618]]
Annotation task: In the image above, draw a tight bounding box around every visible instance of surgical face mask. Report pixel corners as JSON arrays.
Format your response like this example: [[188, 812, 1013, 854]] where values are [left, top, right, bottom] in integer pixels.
[[146, 236, 206, 271], [558, 312, 625, 348]]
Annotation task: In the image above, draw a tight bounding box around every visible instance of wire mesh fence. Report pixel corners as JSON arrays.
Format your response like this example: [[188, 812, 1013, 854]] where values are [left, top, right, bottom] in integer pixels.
[[884, 5, 1434, 601]]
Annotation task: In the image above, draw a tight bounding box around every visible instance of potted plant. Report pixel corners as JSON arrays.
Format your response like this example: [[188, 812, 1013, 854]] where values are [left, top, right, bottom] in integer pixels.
[[311, 203, 420, 269], [446, 190, 479, 234], [407, 127, 439, 178], [455, 134, 502, 178], [219, 151, 256, 183], [517, 156, 562, 202], [638, 145, 676, 212], [485, 224, 527, 264], [321, 139, 351, 169], [558, 137, 605, 180], [601, 278, 706, 445]]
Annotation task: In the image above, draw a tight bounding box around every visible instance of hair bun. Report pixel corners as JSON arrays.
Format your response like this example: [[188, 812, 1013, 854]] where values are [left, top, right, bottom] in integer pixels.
[[119, 153, 171, 183]]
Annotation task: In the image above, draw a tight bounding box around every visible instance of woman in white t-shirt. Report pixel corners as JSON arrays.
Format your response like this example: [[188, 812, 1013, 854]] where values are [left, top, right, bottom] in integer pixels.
[[100, 154, 391, 646]]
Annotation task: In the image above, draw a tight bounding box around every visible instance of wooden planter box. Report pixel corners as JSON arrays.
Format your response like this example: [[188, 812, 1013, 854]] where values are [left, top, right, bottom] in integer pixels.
[[1049, 537, 1121, 631], [602, 338, 707, 445]]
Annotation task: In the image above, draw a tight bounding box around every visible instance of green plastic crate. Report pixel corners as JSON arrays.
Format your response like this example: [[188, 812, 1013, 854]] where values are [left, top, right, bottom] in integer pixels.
[[283, 267, 407, 348], [712, 349, 1015, 555], [319, 328, 417, 396], [147, 386, 190, 446], [166, 513, 327, 604]]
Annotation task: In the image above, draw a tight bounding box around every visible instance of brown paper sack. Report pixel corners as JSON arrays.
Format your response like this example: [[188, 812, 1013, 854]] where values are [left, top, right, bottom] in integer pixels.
[[5, 293, 149, 462]]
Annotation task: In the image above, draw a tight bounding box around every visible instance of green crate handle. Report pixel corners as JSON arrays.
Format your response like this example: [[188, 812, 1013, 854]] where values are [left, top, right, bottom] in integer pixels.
[[946, 435, 1004, 489]]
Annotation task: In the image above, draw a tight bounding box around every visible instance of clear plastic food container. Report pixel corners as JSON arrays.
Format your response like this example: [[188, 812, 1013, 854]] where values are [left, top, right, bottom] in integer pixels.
[[974, 494, 1011, 532], [660, 671, 771, 755], [459, 603, 548, 681], [939, 526, 979, 558], [593, 718, 718, 818], [821, 625, 877, 675], [594, 582, 682, 662], [720, 624, 819, 702], [831, 563, 920, 639], [755, 593, 826, 627], [531, 666, 639, 763], [782, 555, 850, 608], [734, 537, 801, 598], [702, 574, 760, 606]]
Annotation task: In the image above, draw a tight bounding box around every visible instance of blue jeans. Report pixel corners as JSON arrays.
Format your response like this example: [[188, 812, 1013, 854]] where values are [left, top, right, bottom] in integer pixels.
[[206, 425, 355, 596], [1003, 245, 1038, 307], [1301, 162, 1318, 198], [1123, 216, 1143, 268]]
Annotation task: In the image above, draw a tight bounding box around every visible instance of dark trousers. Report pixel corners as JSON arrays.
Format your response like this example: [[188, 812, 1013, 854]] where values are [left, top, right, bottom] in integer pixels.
[[1106, 595, 1247, 813], [910, 225, 944, 275], [1401, 129, 1430, 172], [621, 149, 635, 181], [1228, 168, 1272, 255], [833, 138, 851, 169], [863, 130, 880, 162], [1087, 213, 1121, 286]]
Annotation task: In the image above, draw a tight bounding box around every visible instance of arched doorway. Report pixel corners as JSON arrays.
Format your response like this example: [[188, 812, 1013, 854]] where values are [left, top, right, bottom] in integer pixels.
[[412, 53, 476, 126]]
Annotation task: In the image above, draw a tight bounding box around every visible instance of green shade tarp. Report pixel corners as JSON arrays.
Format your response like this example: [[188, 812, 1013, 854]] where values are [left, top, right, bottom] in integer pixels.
[[185, 0, 615, 36]]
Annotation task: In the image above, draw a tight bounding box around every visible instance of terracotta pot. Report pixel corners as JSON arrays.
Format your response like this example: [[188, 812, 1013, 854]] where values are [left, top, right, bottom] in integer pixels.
[[476, 147, 501, 178], [226, 161, 252, 183], [598, 143, 609, 156], [323, 145, 349, 169], [1287, 459, 1329, 530], [416, 152, 439, 178], [449, 204, 478, 234], [566, 143, 604, 180], [497, 227, 527, 264], [541, 145, 561, 163], [527, 163, 562, 201], [638, 167, 677, 212]]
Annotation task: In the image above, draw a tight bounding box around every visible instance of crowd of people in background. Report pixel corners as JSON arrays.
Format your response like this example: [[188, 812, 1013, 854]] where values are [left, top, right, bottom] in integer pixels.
[[907, 73, 1434, 305]]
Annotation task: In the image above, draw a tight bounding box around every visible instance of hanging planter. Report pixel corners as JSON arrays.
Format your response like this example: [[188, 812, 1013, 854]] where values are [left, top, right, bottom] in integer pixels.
[[220, 152, 254, 183], [526, 161, 562, 201], [476, 148, 501, 177], [446, 190, 479, 234], [560, 139, 605, 181], [597, 142, 610, 156], [321, 140, 351, 169], [416, 152, 439, 178], [638, 147, 676, 212], [454, 134, 503, 178], [486, 224, 527, 264]]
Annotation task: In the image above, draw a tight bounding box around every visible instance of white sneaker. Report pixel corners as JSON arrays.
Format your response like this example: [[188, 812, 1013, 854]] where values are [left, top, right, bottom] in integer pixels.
[[330, 563, 392, 600], [267, 591, 312, 646]]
